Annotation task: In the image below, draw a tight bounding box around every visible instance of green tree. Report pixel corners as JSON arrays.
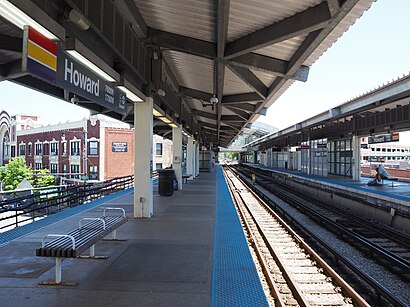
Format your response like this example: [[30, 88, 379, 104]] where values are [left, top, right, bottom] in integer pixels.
[[30, 169, 55, 187], [0, 157, 31, 190]]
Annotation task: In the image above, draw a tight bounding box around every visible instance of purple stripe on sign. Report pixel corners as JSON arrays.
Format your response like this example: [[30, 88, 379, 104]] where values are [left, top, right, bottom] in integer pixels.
[[27, 58, 56, 83]]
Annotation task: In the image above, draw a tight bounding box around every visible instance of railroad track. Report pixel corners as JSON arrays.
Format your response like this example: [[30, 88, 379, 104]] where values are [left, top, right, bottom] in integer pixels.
[[223, 166, 369, 307], [238, 165, 410, 281]]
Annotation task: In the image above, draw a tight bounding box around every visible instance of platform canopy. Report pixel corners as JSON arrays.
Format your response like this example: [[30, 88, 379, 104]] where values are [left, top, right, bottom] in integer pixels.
[[0, 0, 373, 147]]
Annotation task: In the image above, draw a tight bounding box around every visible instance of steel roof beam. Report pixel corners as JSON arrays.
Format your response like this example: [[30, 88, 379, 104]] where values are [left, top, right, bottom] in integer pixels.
[[224, 2, 331, 59], [114, 0, 147, 38], [228, 53, 309, 82], [180, 87, 214, 102], [326, 0, 341, 17], [0, 34, 22, 54], [223, 103, 256, 112], [0, 60, 26, 79], [242, 0, 362, 140], [222, 92, 263, 104], [224, 106, 250, 121], [224, 122, 243, 129], [216, 0, 230, 144], [192, 109, 218, 120], [149, 28, 216, 59], [227, 64, 268, 98], [221, 115, 245, 122]]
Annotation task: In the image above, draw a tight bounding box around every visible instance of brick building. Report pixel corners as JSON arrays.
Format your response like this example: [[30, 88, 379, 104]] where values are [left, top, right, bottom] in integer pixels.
[[1, 110, 173, 181], [16, 115, 136, 181]]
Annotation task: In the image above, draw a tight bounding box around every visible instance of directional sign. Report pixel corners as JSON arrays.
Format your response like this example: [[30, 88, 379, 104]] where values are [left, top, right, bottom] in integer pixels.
[[368, 132, 399, 144], [22, 26, 126, 115]]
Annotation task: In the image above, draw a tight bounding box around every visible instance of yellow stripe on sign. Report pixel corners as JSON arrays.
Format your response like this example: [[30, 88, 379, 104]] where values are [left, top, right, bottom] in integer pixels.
[[28, 40, 57, 70]]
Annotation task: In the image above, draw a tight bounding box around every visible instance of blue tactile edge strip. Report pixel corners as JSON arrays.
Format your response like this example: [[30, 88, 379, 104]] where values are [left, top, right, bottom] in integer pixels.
[[0, 188, 132, 246], [250, 164, 410, 203], [212, 165, 269, 307]]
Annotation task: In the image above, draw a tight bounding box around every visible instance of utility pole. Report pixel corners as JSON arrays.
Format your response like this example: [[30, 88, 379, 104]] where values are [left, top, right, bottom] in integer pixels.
[[83, 129, 87, 179]]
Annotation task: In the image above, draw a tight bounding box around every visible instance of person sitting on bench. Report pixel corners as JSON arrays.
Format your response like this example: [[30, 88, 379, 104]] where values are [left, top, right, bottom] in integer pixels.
[[367, 166, 382, 186], [378, 164, 389, 180]]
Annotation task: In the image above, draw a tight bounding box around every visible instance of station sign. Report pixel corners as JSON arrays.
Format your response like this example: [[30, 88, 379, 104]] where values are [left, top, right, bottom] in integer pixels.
[[369, 156, 385, 162], [368, 132, 399, 144], [22, 26, 126, 115], [112, 142, 128, 152]]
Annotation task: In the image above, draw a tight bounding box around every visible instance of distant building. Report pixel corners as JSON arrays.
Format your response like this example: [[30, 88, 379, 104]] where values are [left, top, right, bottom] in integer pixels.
[[1, 110, 173, 180], [0, 110, 11, 166], [360, 136, 410, 166], [153, 134, 172, 170], [16, 115, 134, 181]]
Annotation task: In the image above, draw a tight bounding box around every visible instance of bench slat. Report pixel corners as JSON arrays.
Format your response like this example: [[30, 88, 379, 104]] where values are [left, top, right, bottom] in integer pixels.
[[36, 216, 127, 258]]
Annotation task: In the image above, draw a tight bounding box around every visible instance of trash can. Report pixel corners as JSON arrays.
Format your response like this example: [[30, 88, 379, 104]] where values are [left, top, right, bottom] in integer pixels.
[[158, 169, 175, 196]]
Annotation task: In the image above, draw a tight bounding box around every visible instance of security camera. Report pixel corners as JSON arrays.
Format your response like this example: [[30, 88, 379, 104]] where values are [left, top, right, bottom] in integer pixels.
[[71, 96, 79, 104], [210, 95, 218, 104]]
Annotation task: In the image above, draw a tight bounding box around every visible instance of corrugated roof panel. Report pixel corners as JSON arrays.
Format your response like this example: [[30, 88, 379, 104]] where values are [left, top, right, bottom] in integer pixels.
[[305, 0, 374, 66], [228, 0, 321, 42], [221, 107, 239, 116], [251, 70, 275, 88], [163, 50, 214, 93], [134, 0, 216, 42], [255, 35, 308, 61], [224, 66, 254, 95]]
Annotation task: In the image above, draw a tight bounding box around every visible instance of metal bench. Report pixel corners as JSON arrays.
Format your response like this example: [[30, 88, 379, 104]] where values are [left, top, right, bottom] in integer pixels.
[[182, 174, 192, 184], [387, 177, 399, 187], [36, 207, 127, 285]]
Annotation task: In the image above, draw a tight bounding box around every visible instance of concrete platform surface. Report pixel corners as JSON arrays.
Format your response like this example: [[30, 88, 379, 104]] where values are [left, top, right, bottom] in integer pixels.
[[0, 172, 217, 307]]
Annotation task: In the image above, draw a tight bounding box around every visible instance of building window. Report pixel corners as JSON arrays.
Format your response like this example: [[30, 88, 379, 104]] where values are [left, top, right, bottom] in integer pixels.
[[62, 164, 67, 173], [89, 141, 98, 156], [35, 162, 42, 170], [62, 142, 67, 155], [89, 165, 98, 180], [70, 164, 80, 179], [51, 142, 58, 156], [155, 163, 163, 170], [43, 143, 49, 155], [50, 163, 58, 174], [70, 140, 80, 156], [28, 144, 32, 156], [156, 143, 163, 156], [19, 144, 26, 156], [35, 143, 42, 155]]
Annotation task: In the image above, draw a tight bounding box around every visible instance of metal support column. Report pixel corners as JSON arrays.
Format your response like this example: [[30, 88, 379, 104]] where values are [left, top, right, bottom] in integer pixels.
[[172, 126, 183, 190], [186, 136, 194, 181], [352, 135, 361, 181], [134, 97, 153, 218], [195, 142, 200, 177]]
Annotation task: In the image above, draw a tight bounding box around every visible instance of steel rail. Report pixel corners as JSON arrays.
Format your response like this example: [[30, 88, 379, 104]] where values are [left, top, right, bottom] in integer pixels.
[[234, 165, 408, 307], [223, 168, 286, 307], [224, 166, 370, 307]]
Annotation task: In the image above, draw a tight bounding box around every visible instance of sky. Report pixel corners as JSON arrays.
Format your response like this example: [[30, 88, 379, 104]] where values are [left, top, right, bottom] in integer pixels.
[[0, 0, 410, 142]]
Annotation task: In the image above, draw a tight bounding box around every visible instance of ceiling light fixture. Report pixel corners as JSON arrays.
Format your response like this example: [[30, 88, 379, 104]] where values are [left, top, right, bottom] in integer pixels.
[[153, 108, 163, 117], [67, 50, 116, 82], [0, 0, 59, 40], [118, 86, 143, 102], [158, 116, 171, 124]]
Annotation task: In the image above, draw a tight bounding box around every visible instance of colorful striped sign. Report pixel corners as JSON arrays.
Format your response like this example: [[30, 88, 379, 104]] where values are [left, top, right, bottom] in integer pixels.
[[26, 26, 57, 82]]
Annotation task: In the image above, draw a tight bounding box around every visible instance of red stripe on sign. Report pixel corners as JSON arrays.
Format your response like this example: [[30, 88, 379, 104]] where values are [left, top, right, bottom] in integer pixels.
[[28, 27, 57, 56]]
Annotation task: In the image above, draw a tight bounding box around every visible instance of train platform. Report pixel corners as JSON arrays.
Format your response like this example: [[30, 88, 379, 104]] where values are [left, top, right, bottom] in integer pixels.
[[242, 163, 410, 233], [244, 163, 410, 203], [0, 166, 268, 307]]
